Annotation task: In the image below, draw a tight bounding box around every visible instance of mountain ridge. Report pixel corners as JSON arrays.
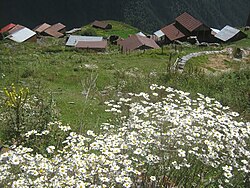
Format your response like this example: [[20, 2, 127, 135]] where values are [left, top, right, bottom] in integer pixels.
[[0, 0, 249, 32]]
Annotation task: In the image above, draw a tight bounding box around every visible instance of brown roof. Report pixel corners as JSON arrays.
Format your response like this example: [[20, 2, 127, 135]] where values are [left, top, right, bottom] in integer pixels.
[[34, 23, 51, 33], [8, 24, 25, 34], [91, 20, 110, 29], [119, 35, 160, 52], [75, 40, 108, 49], [175, 12, 203, 32], [161, 23, 185, 41], [44, 29, 64, 38], [47, 23, 66, 32], [44, 23, 66, 37]]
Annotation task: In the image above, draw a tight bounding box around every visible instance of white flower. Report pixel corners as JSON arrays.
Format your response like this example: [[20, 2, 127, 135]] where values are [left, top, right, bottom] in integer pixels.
[[150, 176, 156, 181], [46, 146, 55, 154]]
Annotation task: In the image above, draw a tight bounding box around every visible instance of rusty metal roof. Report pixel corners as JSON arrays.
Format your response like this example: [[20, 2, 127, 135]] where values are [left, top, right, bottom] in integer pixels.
[[75, 40, 108, 49], [8, 24, 25, 34], [175, 12, 202, 32], [34, 23, 51, 33], [161, 23, 185, 41], [91, 20, 111, 29], [119, 35, 159, 52], [0, 23, 16, 34]]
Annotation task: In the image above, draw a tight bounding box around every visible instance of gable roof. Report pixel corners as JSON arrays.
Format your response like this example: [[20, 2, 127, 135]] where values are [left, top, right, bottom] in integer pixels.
[[44, 23, 66, 38], [7, 27, 36, 43], [0, 23, 16, 34], [75, 40, 108, 49], [34, 23, 51, 33], [161, 23, 185, 41], [8, 24, 25, 34], [66, 35, 103, 46], [215, 25, 241, 42], [175, 12, 203, 32], [119, 35, 159, 52], [91, 20, 111, 29]]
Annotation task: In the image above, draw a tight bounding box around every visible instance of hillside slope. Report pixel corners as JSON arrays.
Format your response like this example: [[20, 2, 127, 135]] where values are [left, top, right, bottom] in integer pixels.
[[0, 0, 249, 32]]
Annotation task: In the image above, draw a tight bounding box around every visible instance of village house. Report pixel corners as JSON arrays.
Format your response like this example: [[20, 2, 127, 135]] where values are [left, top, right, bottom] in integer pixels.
[[118, 34, 160, 53], [44, 23, 66, 38], [8, 24, 25, 35], [174, 12, 213, 42], [91, 20, 112, 30], [66, 35, 103, 47], [7, 27, 37, 43], [215, 25, 247, 43], [75, 40, 108, 52]]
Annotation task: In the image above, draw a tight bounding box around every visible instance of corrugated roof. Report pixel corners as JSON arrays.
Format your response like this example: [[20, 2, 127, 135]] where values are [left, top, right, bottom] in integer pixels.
[[7, 28, 36, 43], [154, 30, 165, 38], [91, 20, 110, 29], [161, 23, 185, 41], [34, 23, 51, 33], [8, 24, 25, 34], [66, 35, 103, 46], [215, 25, 240, 42], [0, 23, 16, 34], [75, 40, 108, 49], [175, 12, 202, 32], [119, 35, 159, 52]]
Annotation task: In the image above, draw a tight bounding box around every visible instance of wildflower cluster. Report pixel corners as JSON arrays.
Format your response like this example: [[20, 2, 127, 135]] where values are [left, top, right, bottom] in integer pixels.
[[0, 85, 249, 187]]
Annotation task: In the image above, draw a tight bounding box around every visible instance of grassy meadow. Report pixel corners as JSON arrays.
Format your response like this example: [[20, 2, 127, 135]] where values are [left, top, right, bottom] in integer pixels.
[[0, 22, 249, 187]]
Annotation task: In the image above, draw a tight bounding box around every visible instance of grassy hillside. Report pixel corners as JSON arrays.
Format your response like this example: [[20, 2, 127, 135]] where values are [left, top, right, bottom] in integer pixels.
[[77, 20, 140, 38]]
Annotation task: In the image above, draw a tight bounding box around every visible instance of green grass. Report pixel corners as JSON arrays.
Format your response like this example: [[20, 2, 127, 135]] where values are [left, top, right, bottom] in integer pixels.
[[0, 27, 249, 131], [77, 20, 140, 38]]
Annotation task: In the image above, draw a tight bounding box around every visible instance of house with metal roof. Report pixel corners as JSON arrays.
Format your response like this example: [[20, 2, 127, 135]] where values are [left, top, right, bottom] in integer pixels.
[[118, 34, 160, 53], [7, 27, 37, 43], [66, 35, 103, 47], [174, 12, 214, 42], [75, 40, 108, 51], [44, 23, 66, 38], [215, 25, 247, 42], [91, 20, 112, 30]]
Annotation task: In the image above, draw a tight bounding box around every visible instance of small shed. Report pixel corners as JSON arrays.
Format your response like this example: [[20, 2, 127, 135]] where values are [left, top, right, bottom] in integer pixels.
[[7, 27, 37, 43], [118, 34, 160, 53], [66, 35, 103, 47], [75, 40, 108, 51], [91, 20, 112, 30], [215, 25, 247, 43], [34, 23, 51, 34]]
